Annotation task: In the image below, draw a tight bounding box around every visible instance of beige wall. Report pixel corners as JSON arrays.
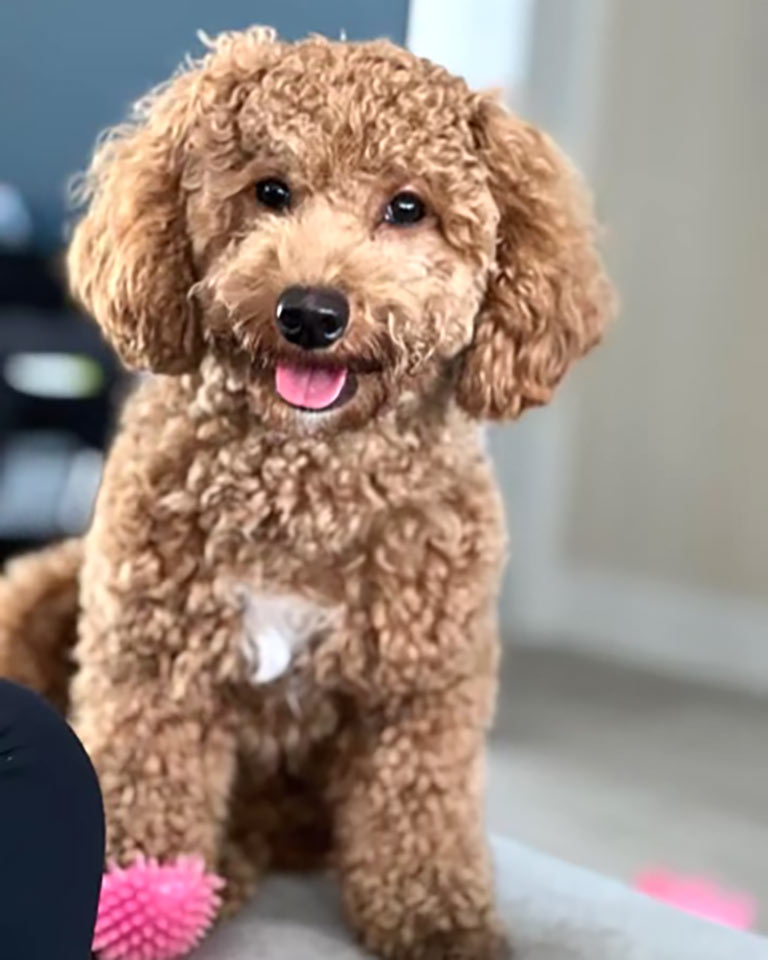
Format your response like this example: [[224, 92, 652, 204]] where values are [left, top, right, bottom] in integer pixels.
[[562, 0, 768, 602], [408, 0, 768, 681]]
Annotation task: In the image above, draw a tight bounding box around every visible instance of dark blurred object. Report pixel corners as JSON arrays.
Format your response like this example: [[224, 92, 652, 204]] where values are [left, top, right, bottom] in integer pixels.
[[0, 252, 66, 311], [0, 251, 123, 564], [0, 180, 66, 311], [0, 182, 34, 251]]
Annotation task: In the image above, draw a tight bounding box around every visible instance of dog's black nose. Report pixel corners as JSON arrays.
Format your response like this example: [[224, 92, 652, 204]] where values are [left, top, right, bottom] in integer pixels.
[[275, 285, 349, 350]]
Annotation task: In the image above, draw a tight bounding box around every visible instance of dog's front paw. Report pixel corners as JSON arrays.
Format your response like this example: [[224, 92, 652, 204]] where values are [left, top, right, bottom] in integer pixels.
[[379, 926, 512, 960]]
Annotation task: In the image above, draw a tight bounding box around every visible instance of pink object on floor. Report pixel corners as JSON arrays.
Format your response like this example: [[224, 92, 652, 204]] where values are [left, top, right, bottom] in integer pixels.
[[93, 855, 225, 960], [634, 868, 756, 930]]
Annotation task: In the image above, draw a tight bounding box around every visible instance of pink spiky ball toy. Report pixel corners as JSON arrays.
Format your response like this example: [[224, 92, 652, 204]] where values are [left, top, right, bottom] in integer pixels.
[[634, 868, 756, 930], [93, 855, 225, 960]]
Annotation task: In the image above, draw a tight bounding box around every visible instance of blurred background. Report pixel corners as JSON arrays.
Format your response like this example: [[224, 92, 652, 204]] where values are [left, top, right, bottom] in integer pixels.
[[1, 0, 765, 931]]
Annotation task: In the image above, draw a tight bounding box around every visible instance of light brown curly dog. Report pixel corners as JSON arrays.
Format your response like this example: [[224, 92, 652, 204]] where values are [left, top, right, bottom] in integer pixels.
[[0, 27, 612, 960]]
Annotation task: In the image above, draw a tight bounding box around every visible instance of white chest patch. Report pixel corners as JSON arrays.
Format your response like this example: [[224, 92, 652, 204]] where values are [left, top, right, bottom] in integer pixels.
[[236, 587, 337, 685]]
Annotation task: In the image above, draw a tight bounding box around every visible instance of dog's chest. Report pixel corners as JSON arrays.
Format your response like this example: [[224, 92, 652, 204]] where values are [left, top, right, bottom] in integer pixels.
[[235, 585, 337, 685], [232, 585, 343, 769]]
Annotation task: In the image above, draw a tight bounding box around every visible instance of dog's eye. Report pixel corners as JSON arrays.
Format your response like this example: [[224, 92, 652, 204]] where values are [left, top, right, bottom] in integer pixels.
[[255, 177, 291, 212], [384, 191, 427, 226]]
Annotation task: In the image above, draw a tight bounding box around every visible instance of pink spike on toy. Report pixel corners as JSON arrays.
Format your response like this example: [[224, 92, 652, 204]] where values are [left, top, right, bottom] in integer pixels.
[[634, 868, 756, 930], [93, 855, 225, 960]]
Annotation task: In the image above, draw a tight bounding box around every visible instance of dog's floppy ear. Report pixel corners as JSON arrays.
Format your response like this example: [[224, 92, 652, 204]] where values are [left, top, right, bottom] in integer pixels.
[[68, 72, 202, 373], [457, 95, 614, 419]]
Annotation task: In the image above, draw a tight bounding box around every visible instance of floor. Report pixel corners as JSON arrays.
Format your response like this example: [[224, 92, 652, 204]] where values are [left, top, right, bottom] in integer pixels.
[[486, 646, 768, 930]]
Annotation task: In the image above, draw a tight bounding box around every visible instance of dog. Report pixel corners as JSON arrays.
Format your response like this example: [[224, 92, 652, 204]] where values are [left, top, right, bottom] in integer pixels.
[[0, 27, 612, 960]]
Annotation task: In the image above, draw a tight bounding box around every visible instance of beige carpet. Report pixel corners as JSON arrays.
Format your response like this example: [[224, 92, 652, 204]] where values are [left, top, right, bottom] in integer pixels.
[[192, 838, 767, 960], [487, 646, 768, 931]]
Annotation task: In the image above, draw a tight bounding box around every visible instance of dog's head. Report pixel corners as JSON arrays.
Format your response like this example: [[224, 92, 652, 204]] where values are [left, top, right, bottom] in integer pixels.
[[69, 28, 613, 431]]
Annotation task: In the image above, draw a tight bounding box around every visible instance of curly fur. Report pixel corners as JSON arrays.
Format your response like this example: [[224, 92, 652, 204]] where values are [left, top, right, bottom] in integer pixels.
[[0, 28, 612, 960], [0, 539, 81, 711]]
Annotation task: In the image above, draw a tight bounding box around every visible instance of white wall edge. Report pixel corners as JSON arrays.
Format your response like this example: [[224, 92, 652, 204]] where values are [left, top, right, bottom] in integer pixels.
[[406, 0, 534, 96]]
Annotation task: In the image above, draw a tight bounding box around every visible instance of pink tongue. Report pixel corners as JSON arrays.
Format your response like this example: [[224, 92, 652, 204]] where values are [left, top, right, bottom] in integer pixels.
[[275, 362, 348, 410]]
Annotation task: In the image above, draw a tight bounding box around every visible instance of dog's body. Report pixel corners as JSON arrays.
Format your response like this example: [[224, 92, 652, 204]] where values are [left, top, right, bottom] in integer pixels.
[[78, 366, 505, 935], [0, 28, 612, 959]]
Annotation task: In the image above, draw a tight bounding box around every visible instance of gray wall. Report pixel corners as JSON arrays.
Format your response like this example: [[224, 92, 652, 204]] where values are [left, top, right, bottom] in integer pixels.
[[0, 1, 408, 248]]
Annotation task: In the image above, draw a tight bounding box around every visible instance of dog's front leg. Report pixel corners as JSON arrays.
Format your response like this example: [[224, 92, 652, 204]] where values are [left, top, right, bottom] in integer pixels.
[[71, 667, 237, 869], [331, 680, 509, 960], [71, 567, 243, 957]]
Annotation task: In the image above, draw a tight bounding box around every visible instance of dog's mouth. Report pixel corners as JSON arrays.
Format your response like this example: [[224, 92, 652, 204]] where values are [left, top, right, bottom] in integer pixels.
[[274, 360, 358, 412]]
